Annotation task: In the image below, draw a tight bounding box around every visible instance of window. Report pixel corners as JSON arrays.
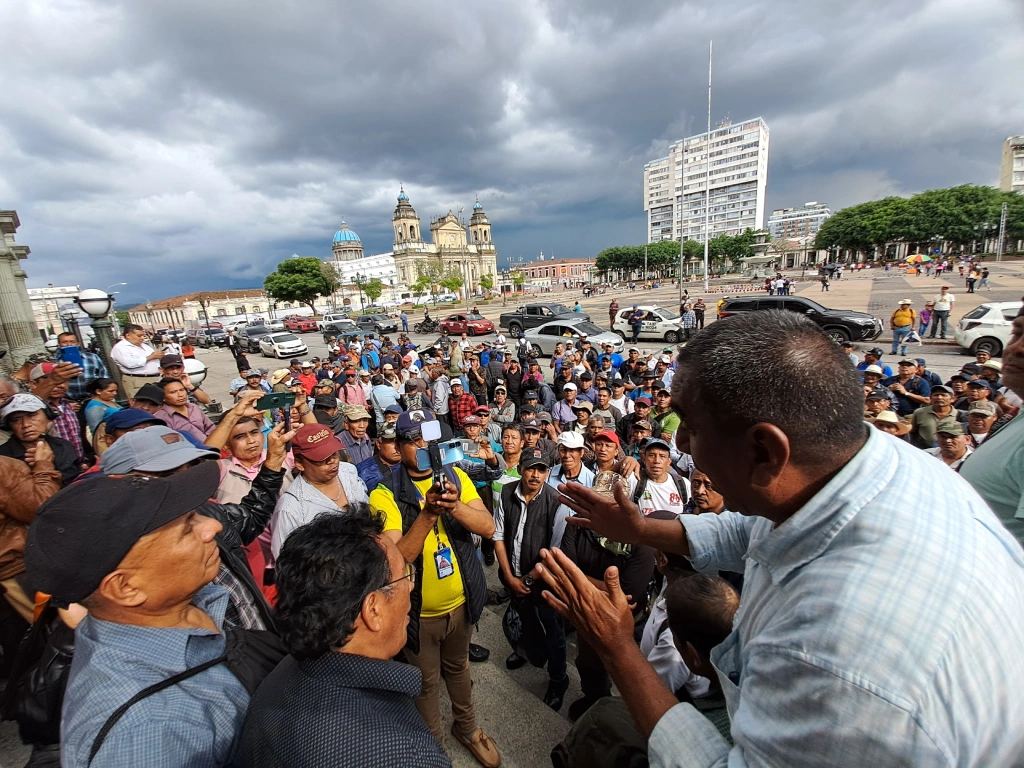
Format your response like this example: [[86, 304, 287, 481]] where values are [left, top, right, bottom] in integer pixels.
[[216, 308, 227, 316], [235, 306, 245, 315]]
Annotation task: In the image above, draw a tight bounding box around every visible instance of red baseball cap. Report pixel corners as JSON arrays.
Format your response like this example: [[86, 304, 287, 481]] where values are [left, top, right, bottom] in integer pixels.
[[292, 424, 344, 462], [593, 430, 620, 446]]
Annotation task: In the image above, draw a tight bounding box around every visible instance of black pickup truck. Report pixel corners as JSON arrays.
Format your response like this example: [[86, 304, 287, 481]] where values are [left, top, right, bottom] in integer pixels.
[[499, 303, 590, 335]]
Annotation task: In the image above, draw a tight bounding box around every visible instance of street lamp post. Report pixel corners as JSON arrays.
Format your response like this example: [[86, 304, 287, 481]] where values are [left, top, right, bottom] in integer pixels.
[[75, 288, 126, 398]]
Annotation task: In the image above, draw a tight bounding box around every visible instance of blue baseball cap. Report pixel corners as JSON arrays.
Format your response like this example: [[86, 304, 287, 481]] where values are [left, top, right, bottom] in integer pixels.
[[103, 408, 164, 433], [384, 404, 404, 415], [396, 408, 436, 436]]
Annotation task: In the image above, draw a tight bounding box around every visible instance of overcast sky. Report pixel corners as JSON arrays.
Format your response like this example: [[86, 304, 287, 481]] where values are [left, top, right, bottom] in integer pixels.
[[3, 0, 1022, 304]]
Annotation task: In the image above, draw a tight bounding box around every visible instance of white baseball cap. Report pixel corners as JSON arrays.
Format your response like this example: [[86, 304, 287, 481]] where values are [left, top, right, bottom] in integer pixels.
[[563, 382, 578, 391], [557, 431, 585, 449]]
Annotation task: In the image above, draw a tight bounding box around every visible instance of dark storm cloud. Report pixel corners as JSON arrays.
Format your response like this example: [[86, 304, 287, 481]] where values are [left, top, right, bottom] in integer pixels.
[[1, 0, 1020, 299]]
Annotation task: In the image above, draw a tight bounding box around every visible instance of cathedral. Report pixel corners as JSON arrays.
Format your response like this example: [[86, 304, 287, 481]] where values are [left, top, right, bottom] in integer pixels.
[[390, 187, 498, 293]]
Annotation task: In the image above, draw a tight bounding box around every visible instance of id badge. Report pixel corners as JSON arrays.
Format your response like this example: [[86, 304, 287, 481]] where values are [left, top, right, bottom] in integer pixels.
[[434, 544, 455, 580]]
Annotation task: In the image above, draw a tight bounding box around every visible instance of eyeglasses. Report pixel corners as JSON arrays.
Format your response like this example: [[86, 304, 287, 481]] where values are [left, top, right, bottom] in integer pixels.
[[382, 561, 416, 589]]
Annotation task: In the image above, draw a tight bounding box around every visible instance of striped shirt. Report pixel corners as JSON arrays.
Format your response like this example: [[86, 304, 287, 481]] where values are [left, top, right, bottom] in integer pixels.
[[649, 426, 1024, 767]]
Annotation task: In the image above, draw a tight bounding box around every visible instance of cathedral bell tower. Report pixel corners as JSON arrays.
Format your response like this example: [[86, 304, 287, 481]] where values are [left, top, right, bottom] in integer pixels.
[[469, 197, 494, 252], [392, 186, 422, 246]]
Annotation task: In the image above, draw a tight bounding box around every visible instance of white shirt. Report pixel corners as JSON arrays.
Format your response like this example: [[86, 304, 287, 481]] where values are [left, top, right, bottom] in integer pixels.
[[932, 292, 955, 311], [637, 475, 689, 516], [162, 341, 183, 356], [609, 395, 634, 415], [640, 585, 711, 699], [925, 444, 973, 470], [110, 338, 159, 375]]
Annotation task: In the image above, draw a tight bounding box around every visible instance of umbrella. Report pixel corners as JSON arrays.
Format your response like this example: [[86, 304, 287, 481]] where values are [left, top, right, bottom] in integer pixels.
[[905, 254, 933, 263]]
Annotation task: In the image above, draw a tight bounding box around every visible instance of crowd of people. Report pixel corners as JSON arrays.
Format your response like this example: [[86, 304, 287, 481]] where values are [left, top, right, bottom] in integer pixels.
[[0, 294, 1022, 767]]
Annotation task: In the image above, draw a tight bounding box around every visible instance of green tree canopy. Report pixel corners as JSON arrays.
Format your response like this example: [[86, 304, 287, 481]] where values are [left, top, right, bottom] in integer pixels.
[[355, 276, 385, 304], [264, 257, 332, 314], [814, 185, 1024, 257]]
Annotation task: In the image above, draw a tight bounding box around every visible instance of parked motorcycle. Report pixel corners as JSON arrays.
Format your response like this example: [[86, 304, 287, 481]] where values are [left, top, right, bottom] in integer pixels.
[[414, 318, 439, 334]]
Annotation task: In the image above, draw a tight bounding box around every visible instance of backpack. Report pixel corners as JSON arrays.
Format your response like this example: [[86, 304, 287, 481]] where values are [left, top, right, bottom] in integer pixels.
[[632, 471, 689, 508]]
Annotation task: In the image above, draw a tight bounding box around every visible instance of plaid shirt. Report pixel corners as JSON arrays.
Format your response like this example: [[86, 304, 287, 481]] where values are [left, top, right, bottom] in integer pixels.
[[681, 310, 697, 329], [65, 349, 110, 401], [449, 392, 478, 431], [51, 399, 84, 461]]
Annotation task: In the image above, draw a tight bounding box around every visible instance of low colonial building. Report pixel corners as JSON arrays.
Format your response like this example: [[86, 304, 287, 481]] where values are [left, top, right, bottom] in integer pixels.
[[517, 255, 595, 289], [127, 289, 276, 329]]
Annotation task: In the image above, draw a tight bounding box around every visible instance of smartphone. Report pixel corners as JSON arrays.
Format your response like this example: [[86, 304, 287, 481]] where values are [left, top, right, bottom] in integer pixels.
[[56, 345, 83, 367], [415, 440, 465, 472], [460, 438, 481, 457], [255, 392, 296, 411]]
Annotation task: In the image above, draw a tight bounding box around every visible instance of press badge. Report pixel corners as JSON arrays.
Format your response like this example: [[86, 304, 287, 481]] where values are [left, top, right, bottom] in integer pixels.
[[434, 544, 455, 579]]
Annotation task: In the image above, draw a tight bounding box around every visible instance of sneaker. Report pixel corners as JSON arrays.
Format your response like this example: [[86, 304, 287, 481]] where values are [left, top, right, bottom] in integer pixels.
[[543, 677, 570, 712], [451, 726, 501, 768], [468, 643, 490, 663]]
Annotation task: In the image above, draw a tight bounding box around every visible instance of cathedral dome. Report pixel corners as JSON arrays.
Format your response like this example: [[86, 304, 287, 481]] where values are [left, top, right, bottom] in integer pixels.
[[333, 222, 360, 243]]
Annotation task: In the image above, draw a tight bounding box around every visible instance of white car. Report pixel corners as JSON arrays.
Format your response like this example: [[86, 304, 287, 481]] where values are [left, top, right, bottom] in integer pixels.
[[611, 305, 684, 343], [954, 301, 1021, 356], [264, 319, 285, 332], [522, 320, 624, 358], [259, 332, 308, 359], [317, 313, 349, 332]]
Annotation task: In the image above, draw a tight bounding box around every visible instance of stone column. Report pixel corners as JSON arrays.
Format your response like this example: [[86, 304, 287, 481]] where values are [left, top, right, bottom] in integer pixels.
[[0, 211, 47, 373]]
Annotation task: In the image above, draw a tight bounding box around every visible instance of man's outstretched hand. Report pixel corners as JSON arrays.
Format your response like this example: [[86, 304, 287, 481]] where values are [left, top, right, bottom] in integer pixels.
[[535, 548, 635, 658], [557, 479, 646, 545]]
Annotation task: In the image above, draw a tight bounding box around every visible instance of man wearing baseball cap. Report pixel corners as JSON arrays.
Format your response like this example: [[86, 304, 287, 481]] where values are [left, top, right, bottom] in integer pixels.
[[493, 448, 570, 710], [368, 409, 500, 767], [552, 382, 580, 431], [549, 431, 594, 491], [964, 400, 999, 448], [889, 300, 916, 357], [882, 358, 932, 417], [856, 348, 893, 378], [26, 461, 275, 766], [159, 354, 210, 405], [0, 393, 82, 485], [270, 423, 368, 559], [925, 419, 972, 470], [634, 437, 689, 517], [338, 404, 374, 464]]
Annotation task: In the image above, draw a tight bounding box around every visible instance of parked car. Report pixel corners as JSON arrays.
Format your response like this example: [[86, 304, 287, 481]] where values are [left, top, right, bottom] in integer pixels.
[[223, 320, 250, 333], [716, 295, 883, 343], [954, 301, 1020, 356], [154, 328, 186, 341], [259, 332, 309, 359], [187, 328, 229, 348], [355, 313, 398, 334], [321, 317, 361, 341], [237, 326, 271, 353], [264, 319, 285, 332], [317, 313, 351, 332], [499, 303, 589, 335], [440, 313, 496, 336], [522, 320, 623, 358], [611, 306, 684, 343], [283, 316, 318, 333], [197, 321, 224, 329]]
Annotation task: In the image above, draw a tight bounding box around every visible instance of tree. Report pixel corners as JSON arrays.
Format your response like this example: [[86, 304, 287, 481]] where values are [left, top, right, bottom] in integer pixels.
[[510, 270, 525, 291], [439, 266, 464, 296], [264, 257, 331, 315], [359, 277, 385, 303], [115, 310, 131, 328], [320, 262, 341, 310], [415, 260, 445, 302], [478, 273, 494, 294]]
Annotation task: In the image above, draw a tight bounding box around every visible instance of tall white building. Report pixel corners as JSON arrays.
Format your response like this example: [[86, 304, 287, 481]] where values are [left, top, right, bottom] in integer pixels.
[[1000, 135, 1024, 194], [767, 202, 831, 239], [644, 117, 770, 243]]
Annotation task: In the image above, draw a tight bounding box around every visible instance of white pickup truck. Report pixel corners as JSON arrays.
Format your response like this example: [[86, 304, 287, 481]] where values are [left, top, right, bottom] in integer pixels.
[[317, 313, 349, 331]]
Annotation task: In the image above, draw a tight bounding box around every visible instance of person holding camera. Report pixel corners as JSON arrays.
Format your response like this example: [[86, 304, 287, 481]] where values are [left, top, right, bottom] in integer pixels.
[[368, 410, 501, 768]]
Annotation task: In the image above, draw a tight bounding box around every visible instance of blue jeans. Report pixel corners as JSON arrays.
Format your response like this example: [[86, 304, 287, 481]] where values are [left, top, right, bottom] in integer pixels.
[[891, 325, 912, 355]]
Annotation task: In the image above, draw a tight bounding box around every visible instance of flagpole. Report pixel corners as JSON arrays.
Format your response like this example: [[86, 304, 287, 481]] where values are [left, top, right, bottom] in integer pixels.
[[703, 40, 713, 293]]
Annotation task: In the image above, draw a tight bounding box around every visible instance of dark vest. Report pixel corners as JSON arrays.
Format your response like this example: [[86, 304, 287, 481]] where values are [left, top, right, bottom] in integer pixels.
[[377, 465, 487, 654], [499, 480, 562, 577]]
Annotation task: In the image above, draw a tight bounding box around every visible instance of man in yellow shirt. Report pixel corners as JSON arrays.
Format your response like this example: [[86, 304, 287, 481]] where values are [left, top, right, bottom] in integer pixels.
[[369, 409, 501, 768], [890, 299, 916, 357]]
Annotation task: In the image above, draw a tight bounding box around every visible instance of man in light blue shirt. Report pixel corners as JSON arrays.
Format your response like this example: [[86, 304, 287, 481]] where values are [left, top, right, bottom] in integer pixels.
[[543, 311, 1024, 768], [25, 463, 252, 768]]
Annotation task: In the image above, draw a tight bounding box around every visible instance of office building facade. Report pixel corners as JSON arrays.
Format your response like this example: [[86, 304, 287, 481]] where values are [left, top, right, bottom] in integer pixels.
[[1000, 136, 1024, 194], [644, 117, 770, 243], [767, 202, 831, 239]]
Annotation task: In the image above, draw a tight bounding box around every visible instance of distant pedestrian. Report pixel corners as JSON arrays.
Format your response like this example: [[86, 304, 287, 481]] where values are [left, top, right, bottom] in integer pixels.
[[608, 300, 619, 328], [978, 268, 990, 290], [966, 270, 978, 294], [400, 310, 409, 332], [628, 305, 644, 342], [693, 298, 706, 329], [821, 275, 830, 292]]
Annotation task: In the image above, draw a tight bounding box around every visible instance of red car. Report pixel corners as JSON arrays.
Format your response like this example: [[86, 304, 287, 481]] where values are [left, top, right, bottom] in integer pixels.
[[440, 313, 495, 336], [283, 317, 318, 333]]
